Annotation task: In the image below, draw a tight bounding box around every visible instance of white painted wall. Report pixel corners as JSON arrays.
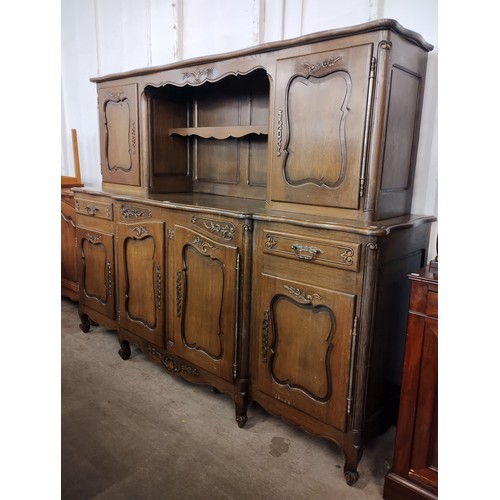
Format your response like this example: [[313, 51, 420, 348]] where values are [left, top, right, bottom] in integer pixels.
[[61, 0, 438, 254]]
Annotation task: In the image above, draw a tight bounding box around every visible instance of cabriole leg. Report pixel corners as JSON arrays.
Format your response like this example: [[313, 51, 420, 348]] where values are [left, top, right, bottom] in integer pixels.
[[118, 338, 131, 360]]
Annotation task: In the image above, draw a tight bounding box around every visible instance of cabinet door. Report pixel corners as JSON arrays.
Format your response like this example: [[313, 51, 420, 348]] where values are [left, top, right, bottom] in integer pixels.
[[270, 43, 373, 210], [98, 84, 140, 186], [170, 225, 239, 382], [118, 221, 165, 347], [255, 273, 356, 432], [77, 227, 115, 319]]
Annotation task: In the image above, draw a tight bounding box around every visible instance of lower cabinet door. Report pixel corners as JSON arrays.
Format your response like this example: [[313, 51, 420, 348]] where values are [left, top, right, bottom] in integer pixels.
[[118, 221, 165, 346], [77, 227, 115, 319], [255, 273, 356, 432], [170, 225, 239, 382]]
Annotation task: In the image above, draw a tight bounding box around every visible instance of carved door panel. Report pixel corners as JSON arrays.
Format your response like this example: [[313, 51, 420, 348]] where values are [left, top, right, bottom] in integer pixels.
[[270, 43, 373, 210], [170, 225, 239, 382], [256, 273, 356, 431], [98, 84, 140, 186], [118, 221, 165, 347], [77, 227, 115, 319]]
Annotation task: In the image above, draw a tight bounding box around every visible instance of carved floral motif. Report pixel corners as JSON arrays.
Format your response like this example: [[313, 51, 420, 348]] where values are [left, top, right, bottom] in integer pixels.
[[283, 285, 321, 304]]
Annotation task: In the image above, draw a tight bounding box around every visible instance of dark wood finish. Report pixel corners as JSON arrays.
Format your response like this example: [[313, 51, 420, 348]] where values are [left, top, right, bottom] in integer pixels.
[[61, 189, 79, 301], [383, 265, 438, 499], [75, 19, 436, 486]]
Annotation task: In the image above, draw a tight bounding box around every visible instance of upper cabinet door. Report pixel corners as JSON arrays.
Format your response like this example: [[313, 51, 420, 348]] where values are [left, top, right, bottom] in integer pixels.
[[270, 44, 373, 210], [98, 84, 140, 186]]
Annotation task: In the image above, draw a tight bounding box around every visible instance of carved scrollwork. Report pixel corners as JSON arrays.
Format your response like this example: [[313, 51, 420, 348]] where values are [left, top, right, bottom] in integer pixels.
[[108, 89, 125, 101], [262, 310, 270, 362], [276, 110, 283, 157], [168, 230, 175, 240], [176, 271, 182, 317], [131, 226, 149, 237], [183, 66, 214, 84], [155, 264, 161, 310], [192, 236, 217, 253], [191, 215, 236, 240], [283, 285, 321, 304], [379, 40, 393, 51], [265, 235, 277, 249], [121, 205, 152, 220], [302, 55, 343, 75], [107, 258, 113, 296], [86, 233, 102, 244], [340, 248, 354, 265], [131, 120, 137, 154], [144, 344, 200, 376]]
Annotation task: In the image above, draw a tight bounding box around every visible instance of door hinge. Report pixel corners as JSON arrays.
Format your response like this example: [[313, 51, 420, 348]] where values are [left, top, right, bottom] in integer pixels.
[[346, 316, 359, 416], [233, 253, 241, 380]]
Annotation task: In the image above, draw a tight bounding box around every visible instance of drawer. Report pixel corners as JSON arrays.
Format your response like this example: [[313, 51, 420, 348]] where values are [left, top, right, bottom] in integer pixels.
[[262, 230, 361, 272], [75, 198, 114, 221]]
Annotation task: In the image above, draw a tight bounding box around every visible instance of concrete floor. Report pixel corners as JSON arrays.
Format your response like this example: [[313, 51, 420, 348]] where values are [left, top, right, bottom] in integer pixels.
[[61, 298, 395, 499]]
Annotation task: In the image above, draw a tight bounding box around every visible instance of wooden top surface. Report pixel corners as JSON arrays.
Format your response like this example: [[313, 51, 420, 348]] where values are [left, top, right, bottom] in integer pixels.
[[73, 186, 436, 236], [91, 18, 433, 83]]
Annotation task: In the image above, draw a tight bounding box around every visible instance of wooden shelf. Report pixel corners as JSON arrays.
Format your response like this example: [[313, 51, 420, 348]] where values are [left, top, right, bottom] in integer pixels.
[[169, 125, 268, 140]]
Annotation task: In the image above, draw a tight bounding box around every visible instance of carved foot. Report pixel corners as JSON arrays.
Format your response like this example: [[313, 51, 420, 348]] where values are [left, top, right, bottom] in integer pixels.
[[118, 339, 131, 360], [79, 313, 91, 333], [343, 441, 363, 486], [236, 414, 248, 428], [344, 469, 359, 486]]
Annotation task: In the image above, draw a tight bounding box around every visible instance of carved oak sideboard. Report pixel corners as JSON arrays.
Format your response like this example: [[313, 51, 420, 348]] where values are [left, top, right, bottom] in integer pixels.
[[73, 19, 436, 486]]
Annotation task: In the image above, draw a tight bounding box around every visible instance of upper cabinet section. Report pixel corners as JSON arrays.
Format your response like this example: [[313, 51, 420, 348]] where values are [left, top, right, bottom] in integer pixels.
[[91, 19, 433, 222]]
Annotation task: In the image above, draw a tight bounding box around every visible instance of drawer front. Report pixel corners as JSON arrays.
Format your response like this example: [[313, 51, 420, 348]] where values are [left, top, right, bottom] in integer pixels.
[[75, 199, 114, 221], [263, 230, 361, 272]]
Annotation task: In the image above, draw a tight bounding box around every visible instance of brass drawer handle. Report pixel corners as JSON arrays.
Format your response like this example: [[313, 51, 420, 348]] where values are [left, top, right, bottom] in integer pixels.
[[290, 244, 323, 261], [85, 204, 99, 216]]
